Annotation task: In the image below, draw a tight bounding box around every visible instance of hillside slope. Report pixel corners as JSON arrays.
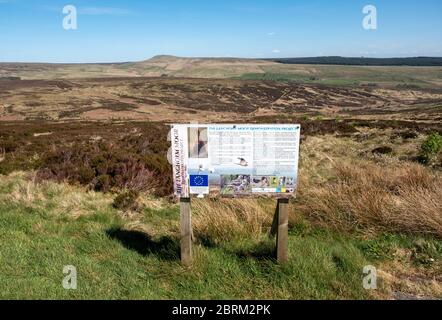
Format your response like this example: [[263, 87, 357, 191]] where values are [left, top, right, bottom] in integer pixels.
[[0, 56, 276, 80], [1, 56, 442, 90]]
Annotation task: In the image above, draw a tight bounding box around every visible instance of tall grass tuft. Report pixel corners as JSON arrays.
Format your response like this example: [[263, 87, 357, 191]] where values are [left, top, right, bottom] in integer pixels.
[[191, 198, 276, 244], [298, 162, 442, 237]]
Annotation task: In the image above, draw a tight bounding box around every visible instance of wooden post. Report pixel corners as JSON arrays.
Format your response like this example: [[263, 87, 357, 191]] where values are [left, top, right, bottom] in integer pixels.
[[270, 198, 289, 263], [276, 198, 289, 263], [269, 200, 279, 238], [180, 197, 192, 266]]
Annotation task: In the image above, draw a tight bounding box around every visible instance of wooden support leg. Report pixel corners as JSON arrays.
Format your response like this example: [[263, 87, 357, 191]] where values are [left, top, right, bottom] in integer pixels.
[[180, 197, 192, 266], [269, 200, 279, 238], [276, 198, 289, 263]]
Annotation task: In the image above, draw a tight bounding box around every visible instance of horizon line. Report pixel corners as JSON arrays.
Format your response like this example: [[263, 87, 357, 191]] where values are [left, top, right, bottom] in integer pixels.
[[1, 55, 442, 65]]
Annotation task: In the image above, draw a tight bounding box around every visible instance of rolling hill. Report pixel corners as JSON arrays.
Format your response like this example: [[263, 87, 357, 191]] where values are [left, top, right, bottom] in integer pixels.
[[1, 55, 442, 89]]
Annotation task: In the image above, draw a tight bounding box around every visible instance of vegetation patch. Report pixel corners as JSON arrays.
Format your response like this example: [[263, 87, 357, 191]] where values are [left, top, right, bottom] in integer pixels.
[[418, 132, 442, 165], [113, 190, 142, 212], [372, 146, 393, 155], [0, 122, 173, 196], [298, 162, 442, 238]]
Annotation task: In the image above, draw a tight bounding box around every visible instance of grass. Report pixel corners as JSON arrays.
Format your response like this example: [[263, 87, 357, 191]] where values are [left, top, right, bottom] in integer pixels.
[[0, 173, 367, 299], [1, 122, 441, 300], [235, 73, 359, 86], [298, 162, 442, 237], [0, 172, 440, 300], [235, 65, 442, 88]]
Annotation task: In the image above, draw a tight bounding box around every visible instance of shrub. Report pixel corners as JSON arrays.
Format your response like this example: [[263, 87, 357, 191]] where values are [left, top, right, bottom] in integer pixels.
[[372, 146, 393, 155], [298, 162, 442, 238], [21, 122, 175, 196], [399, 131, 418, 140], [77, 166, 95, 184], [36, 142, 171, 195], [189, 198, 298, 244], [418, 133, 442, 165], [95, 175, 111, 192], [1, 138, 19, 152], [113, 190, 141, 212]]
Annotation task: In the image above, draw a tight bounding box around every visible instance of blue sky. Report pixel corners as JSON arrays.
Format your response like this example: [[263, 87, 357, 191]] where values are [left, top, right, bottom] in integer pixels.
[[0, 0, 441, 62]]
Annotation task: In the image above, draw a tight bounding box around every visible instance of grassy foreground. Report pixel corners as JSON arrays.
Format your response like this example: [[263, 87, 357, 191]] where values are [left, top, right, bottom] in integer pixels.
[[1, 128, 441, 299], [0, 171, 440, 300]]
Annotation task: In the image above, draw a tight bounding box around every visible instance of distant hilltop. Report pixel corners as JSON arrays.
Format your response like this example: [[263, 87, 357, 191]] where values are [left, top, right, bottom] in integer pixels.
[[1, 54, 442, 81], [145, 55, 262, 63], [265, 56, 442, 67]]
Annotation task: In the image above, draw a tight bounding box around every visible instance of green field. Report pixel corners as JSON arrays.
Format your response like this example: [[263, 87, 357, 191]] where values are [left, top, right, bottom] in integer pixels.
[[236, 65, 442, 88], [1, 172, 440, 299]]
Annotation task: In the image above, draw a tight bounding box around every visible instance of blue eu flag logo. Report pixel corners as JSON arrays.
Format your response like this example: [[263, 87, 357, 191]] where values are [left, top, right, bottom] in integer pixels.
[[189, 175, 209, 187]]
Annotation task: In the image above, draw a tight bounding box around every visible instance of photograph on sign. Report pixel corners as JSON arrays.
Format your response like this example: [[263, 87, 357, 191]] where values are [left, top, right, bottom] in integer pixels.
[[171, 124, 300, 198]]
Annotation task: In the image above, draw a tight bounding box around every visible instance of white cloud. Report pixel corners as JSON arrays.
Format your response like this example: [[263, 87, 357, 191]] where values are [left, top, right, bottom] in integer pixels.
[[267, 32, 276, 36], [78, 7, 134, 16], [272, 49, 281, 53], [41, 5, 134, 16]]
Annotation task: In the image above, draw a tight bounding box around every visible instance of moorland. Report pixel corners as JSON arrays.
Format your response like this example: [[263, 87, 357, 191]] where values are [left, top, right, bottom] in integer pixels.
[[0, 56, 441, 299]]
